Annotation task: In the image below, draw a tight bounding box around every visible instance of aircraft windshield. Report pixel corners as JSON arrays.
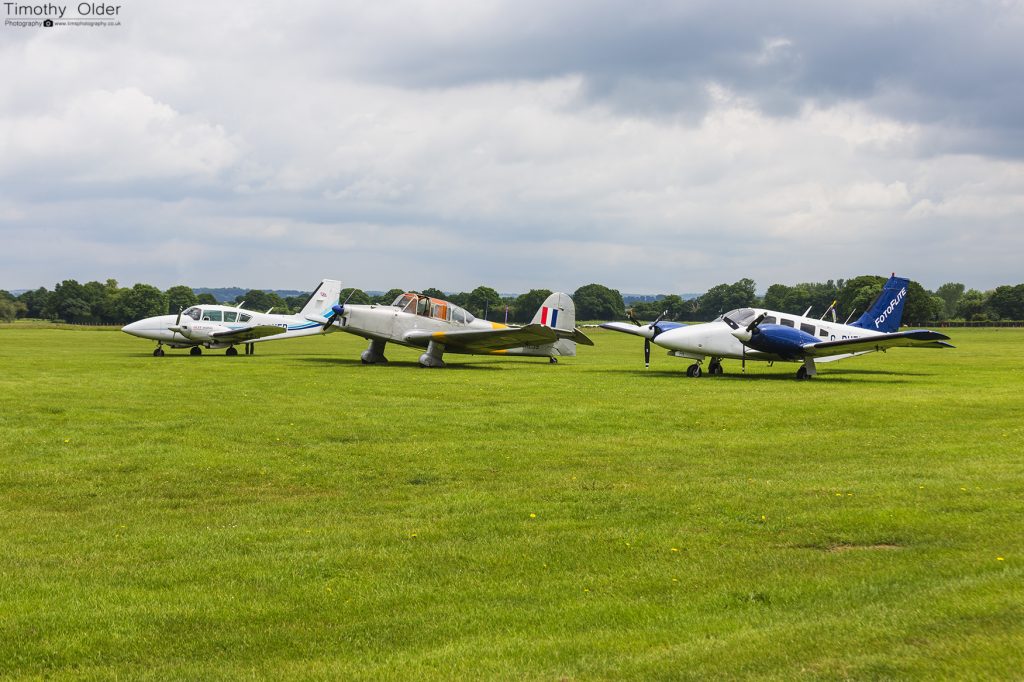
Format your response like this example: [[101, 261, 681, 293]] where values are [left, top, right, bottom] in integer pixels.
[[450, 305, 474, 324], [719, 308, 757, 325], [182, 307, 201, 320], [392, 293, 418, 313], [391, 292, 459, 322]]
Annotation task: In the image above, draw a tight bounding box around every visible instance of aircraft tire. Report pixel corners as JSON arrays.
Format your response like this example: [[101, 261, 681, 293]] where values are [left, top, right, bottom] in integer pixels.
[[226, 347, 238, 356], [190, 346, 202, 356], [709, 362, 723, 375], [153, 348, 165, 357], [687, 364, 702, 378], [796, 366, 810, 380], [549, 357, 558, 364]]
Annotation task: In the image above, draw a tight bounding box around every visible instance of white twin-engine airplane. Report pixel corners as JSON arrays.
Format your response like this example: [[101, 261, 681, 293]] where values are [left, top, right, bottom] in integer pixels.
[[312, 291, 593, 367], [121, 280, 342, 356], [601, 275, 953, 379]]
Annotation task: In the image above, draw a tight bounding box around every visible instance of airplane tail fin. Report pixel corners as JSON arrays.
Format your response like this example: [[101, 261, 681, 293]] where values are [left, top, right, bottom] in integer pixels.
[[531, 292, 576, 330], [298, 279, 342, 319], [530, 292, 593, 355], [850, 275, 910, 333]]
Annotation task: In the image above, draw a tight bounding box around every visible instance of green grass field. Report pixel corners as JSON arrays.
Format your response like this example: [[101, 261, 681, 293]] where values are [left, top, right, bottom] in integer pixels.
[[1, 324, 1022, 680]]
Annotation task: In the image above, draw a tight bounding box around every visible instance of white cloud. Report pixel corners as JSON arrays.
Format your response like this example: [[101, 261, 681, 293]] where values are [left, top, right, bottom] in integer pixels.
[[0, 88, 237, 182], [2, 0, 1024, 293]]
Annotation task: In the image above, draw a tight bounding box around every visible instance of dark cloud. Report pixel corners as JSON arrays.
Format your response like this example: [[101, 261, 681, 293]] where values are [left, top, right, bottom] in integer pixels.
[[292, 1, 1024, 155]]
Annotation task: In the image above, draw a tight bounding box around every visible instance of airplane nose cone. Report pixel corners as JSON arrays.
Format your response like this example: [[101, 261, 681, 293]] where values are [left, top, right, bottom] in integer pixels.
[[121, 320, 144, 336]]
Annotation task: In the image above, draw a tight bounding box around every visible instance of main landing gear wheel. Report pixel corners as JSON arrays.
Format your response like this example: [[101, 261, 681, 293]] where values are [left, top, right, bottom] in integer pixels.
[[686, 363, 702, 378], [153, 347, 165, 357], [226, 347, 238, 356], [190, 346, 202, 356], [549, 357, 558, 364], [796, 366, 811, 380], [708, 361, 723, 375]]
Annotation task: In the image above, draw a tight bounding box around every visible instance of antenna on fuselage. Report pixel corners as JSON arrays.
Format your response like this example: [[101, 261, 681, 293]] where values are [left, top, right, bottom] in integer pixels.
[[843, 310, 857, 324], [820, 300, 837, 321], [802, 306, 813, 317], [237, 301, 245, 308]]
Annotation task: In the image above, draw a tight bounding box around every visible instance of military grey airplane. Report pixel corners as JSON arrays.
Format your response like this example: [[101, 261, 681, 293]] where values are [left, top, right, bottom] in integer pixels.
[[313, 291, 593, 367]]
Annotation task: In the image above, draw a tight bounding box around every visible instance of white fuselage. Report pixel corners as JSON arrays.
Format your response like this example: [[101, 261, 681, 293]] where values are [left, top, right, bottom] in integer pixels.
[[122, 306, 327, 349], [656, 309, 884, 363]]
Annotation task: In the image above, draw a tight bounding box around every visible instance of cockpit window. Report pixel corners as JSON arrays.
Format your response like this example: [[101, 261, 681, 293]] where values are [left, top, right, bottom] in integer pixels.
[[183, 307, 201, 320], [203, 309, 223, 322], [719, 308, 757, 325], [393, 292, 456, 321], [450, 306, 474, 324], [392, 293, 418, 313]]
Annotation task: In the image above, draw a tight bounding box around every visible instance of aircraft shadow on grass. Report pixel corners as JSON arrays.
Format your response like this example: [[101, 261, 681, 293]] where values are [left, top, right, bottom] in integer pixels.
[[601, 367, 927, 384], [296, 357, 504, 371]]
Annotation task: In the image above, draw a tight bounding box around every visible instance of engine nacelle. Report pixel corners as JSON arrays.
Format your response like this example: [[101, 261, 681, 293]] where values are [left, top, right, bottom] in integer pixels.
[[744, 324, 819, 360], [171, 320, 229, 342]]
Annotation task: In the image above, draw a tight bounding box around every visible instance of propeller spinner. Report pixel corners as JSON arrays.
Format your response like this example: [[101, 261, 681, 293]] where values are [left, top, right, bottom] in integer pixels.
[[644, 310, 669, 368], [724, 312, 766, 343], [322, 289, 358, 331], [168, 307, 186, 336]]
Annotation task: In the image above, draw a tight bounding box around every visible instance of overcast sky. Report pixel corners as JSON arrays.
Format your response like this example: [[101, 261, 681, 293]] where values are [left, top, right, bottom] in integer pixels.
[[2, 0, 1023, 294]]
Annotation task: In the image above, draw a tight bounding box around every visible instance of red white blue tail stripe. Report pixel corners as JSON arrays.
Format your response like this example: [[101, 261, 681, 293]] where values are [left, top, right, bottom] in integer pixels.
[[540, 306, 559, 327]]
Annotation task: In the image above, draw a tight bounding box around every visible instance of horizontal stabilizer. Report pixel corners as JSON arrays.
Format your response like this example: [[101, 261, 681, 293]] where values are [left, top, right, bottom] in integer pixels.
[[803, 329, 953, 357], [564, 328, 595, 346]]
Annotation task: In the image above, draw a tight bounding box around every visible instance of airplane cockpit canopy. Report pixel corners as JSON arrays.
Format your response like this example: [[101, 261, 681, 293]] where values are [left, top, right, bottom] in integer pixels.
[[391, 293, 475, 324], [181, 306, 252, 324], [392, 293, 419, 313], [718, 308, 758, 325]]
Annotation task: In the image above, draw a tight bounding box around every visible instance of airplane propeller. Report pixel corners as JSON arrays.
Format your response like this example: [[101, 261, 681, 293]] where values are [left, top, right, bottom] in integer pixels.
[[322, 288, 358, 331], [723, 312, 769, 371], [644, 310, 669, 368], [168, 307, 185, 336], [723, 312, 767, 343]]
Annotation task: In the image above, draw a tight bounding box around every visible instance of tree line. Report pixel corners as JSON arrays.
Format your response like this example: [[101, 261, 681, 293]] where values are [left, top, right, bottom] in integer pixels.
[[2, 277, 1023, 325]]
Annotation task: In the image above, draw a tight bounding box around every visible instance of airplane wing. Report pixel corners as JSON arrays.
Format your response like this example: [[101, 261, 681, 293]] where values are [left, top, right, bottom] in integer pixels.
[[403, 324, 559, 352], [599, 322, 657, 339], [802, 330, 953, 357], [210, 325, 287, 342], [599, 321, 686, 340]]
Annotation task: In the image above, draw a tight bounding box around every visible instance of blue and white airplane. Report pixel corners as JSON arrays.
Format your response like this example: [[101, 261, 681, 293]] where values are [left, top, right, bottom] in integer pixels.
[[122, 279, 341, 356], [601, 275, 953, 379]]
